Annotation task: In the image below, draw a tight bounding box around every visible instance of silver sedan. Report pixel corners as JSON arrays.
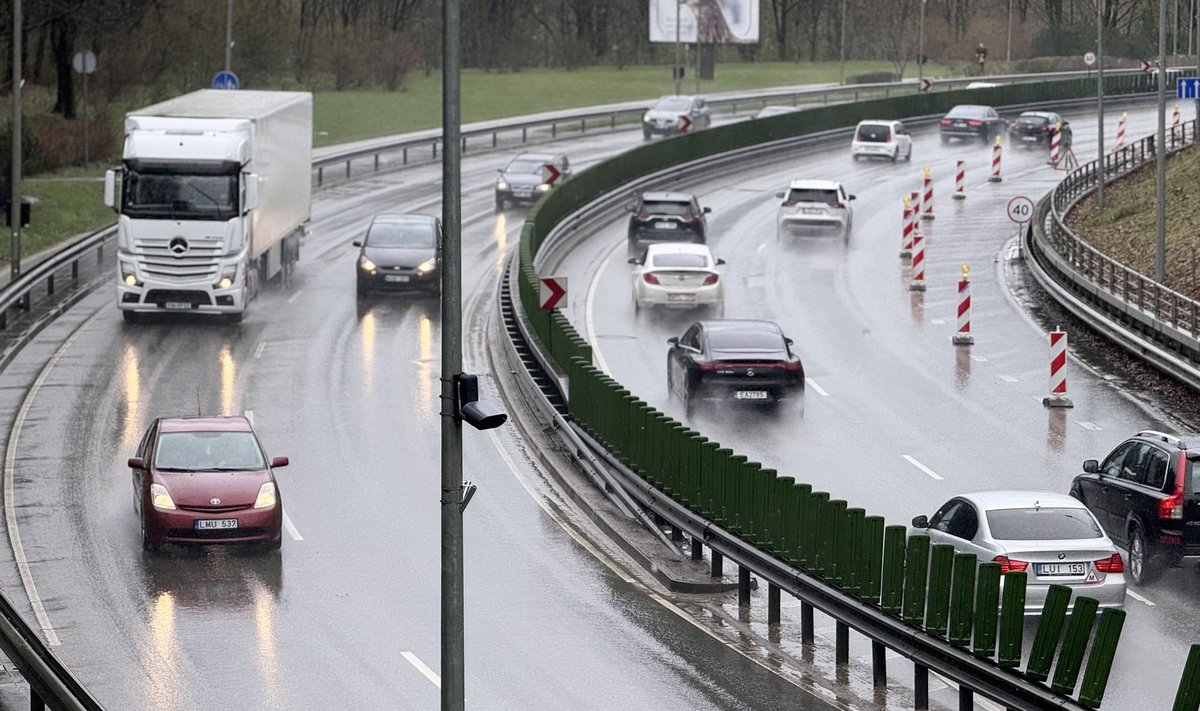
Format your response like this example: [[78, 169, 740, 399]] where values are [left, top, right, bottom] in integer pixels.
[[911, 490, 1126, 614]]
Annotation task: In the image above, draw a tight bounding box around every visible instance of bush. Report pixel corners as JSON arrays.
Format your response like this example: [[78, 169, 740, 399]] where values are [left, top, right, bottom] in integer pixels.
[[23, 111, 121, 171]]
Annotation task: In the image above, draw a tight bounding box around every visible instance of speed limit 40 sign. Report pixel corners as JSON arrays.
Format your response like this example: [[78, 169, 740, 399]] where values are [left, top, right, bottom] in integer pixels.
[[1007, 196, 1035, 223]]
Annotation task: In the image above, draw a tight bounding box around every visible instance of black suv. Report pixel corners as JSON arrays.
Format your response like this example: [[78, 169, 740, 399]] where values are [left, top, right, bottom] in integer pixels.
[[1069, 430, 1200, 584], [627, 192, 711, 257], [938, 104, 1006, 144]]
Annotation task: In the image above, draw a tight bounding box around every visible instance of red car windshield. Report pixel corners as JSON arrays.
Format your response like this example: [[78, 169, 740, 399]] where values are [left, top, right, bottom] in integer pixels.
[[155, 431, 265, 471]]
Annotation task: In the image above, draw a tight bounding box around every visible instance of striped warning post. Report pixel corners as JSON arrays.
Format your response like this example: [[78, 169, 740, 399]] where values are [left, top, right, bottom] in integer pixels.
[[1049, 123, 1061, 167], [1173, 103, 1181, 128], [988, 135, 1003, 182], [900, 196, 914, 258], [909, 230, 926, 291], [952, 160, 966, 200], [909, 190, 920, 246], [921, 167, 935, 219], [953, 265, 973, 345], [1116, 112, 1127, 149], [1043, 330, 1073, 408]]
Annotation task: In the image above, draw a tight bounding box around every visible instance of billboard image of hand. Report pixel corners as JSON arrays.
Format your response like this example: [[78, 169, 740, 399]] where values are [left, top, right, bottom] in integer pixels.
[[649, 0, 759, 44]]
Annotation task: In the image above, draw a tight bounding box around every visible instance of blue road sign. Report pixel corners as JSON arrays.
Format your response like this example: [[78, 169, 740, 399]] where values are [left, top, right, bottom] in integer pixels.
[[1176, 77, 1200, 99], [212, 71, 239, 90]]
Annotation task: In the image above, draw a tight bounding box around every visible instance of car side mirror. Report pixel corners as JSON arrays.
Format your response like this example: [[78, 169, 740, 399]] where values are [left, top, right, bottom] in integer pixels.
[[848, 194, 857, 201], [127, 457, 145, 469], [352, 240, 362, 247], [774, 191, 785, 199], [911, 515, 929, 528], [784, 337, 794, 346], [271, 456, 290, 469], [702, 207, 712, 214], [628, 257, 640, 265], [715, 258, 726, 266], [1083, 459, 1100, 474], [667, 337, 679, 346]]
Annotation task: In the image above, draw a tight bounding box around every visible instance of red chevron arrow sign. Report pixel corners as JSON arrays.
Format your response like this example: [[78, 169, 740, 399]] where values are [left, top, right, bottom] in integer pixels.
[[539, 276, 567, 311], [919, 78, 932, 92], [678, 115, 692, 132], [542, 163, 561, 186]]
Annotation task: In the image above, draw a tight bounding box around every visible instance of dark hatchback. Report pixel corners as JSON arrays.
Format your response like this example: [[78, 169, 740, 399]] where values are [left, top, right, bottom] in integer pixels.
[[129, 416, 288, 552], [354, 213, 441, 296], [627, 192, 711, 257], [1069, 430, 1200, 584], [667, 319, 805, 412], [1008, 111, 1072, 149], [939, 104, 1006, 143]]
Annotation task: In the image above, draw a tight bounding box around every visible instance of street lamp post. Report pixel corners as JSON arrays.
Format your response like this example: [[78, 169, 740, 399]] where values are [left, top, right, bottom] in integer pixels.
[[1156, 0, 1167, 284], [674, 0, 683, 94], [10, 0, 21, 279], [917, 0, 926, 84], [1097, 0, 1105, 209], [839, 0, 847, 85], [224, 0, 233, 73], [1007, 0, 1013, 66]]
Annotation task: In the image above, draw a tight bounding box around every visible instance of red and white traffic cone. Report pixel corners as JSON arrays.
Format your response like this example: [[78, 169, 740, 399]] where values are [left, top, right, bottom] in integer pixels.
[[909, 230, 926, 291], [952, 160, 966, 200], [1042, 329, 1073, 408], [900, 196, 914, 258], [1173, 103, 1181, 128], [953, 264, 973, 345], [1116, 112, 1127, 149], [1049, 124, 1061, 167], [988, 135, 1003, 182], [921, 167, 935, 219]]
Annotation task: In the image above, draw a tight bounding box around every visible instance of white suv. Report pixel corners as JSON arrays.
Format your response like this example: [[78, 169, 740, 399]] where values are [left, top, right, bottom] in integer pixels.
[[851, 120, 912, 162], [775, 180, 855, 241]]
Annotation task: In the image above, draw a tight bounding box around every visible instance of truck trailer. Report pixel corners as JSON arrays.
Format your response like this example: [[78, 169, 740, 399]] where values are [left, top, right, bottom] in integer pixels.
[[104, 89, 312, 323]]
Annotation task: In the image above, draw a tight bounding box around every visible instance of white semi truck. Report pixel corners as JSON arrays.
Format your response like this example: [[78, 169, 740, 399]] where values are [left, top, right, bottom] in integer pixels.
[[104, 89, 312, 323]]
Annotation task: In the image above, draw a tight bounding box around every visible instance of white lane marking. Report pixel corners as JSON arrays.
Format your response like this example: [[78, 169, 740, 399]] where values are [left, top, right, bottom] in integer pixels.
[[1127, 589, 1156, 606], [805, 378, 829, 397], [1078, 421, 1103, 431], [4, 309, 105, 645], [970, 355, 988, 362], [254, 342, 266, 359], [755, 243, 766, 254], [401, 651, 441, 688], [287, 290, 303, 304], [931, 319, 945, 325], [902, 454, 945, 481], [584, 243, 623, 376], [999, 375, 1019, 383], [244, 410, 303, 541]]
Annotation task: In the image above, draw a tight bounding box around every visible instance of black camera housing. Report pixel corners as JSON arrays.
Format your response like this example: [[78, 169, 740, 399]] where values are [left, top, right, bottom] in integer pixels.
[[456, 373, 508, 430]]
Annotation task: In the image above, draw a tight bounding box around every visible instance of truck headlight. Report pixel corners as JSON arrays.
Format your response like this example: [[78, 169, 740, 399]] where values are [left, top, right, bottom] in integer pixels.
[[253, 482, 277, 509], [215, 267, 237, 290], [496, 181, 509, 191], [150, 483, 176, 510], [121, 264, 141, 288], [359, 255, 377, 273], [416, 258, 436, 274]]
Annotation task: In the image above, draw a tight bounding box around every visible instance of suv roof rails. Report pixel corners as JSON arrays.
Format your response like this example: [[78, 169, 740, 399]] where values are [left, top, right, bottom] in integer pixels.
[[1137, 430, 1184, 447]]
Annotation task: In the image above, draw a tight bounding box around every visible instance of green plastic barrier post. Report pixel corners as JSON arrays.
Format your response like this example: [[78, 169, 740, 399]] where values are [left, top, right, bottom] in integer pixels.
[[1025, 584, 1071, 683]]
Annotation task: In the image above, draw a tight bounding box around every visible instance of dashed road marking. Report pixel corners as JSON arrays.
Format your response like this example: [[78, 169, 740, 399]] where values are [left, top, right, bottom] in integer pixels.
[[970, 355, 988, 362], [805, 378, 829, 397], [1078, 421, 1103, 431], [254, 342, 266, 359], [287, 290, 303, 304], [1127, 589, 1156, 606], [903, 454, 944, 481], [755, 243, 766, 254], [999, 375, 1019, 383], [931, 319, 945, 325], [402, 651, 441, 688]]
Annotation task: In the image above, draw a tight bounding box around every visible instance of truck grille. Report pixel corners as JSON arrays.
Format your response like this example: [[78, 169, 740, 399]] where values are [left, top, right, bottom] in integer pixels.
[[134, 236, 223, 283]]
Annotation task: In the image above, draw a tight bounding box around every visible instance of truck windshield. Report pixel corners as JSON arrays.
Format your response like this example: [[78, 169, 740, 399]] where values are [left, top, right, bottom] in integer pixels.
[[122, 169, 238, 221]]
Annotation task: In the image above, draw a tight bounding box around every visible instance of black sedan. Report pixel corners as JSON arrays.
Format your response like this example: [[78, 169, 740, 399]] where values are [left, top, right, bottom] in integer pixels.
[[354, 213, 441, 296], [667, 319, 805, 413], [939, 104, 1006, 144], [1008, 111, 1072, 149]]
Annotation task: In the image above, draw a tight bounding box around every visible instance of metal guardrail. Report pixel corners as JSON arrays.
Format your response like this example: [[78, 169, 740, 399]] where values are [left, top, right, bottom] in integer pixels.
[[1027, 116, 1200, 392]]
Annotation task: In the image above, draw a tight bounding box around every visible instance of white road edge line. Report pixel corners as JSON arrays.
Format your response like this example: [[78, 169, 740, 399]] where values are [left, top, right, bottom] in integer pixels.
[[254, 342, 266, 359], [401, 651, 441, 688], [804, 378, 829, 397], [1127, 589, 1156, 606], [4, 309, 105, 645], [902, 454, 945, 481], [244, 410, 303, 541], [286, 290, 303, 304], [584, 242, 623, 376]]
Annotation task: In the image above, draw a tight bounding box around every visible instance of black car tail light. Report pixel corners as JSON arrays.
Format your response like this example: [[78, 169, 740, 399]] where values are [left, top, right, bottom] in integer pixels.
[[1159, 450, 1188, 520], [967, 119, 983, 127], [696, 360, 728, 372], [1094, 553, 1124, 573], [781, 360, 804, 373], [992, 555, 1029, 574], [940, 118, 952, 125]]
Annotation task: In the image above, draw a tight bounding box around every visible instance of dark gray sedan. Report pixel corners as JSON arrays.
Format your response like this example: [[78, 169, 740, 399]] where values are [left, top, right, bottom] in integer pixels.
[[353, 213, 441, 296]]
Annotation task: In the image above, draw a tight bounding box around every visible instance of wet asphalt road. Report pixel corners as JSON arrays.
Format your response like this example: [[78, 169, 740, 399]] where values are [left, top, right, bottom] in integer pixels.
[[0, 122, 836, 710], [552, 100, 1200, 710]]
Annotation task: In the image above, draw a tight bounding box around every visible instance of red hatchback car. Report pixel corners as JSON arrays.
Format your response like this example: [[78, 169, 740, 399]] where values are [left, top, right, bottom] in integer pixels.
[[128, 416, 287, 551]]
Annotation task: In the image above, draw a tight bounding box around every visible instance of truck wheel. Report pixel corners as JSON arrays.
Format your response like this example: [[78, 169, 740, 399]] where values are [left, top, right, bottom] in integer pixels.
[[121, 311, 140, 324]]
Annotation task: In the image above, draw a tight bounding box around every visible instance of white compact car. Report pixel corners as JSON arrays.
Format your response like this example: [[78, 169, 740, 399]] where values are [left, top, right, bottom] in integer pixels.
[[851, 120, 912, 162], [630, 243, 724, 314], [776, 180, 855, 241]]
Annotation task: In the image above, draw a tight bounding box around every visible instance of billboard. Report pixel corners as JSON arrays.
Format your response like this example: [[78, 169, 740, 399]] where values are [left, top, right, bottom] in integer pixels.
[[649, 0, 759, 44]]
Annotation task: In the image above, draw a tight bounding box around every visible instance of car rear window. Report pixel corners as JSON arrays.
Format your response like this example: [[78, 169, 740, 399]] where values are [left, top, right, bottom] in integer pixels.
[[856, 125, 891, 142], [1017, 116, 1050, 127], [651, 253, 708, 268], [707, 330, 785, 351], [155, 431, 265, 471], [641, 200, 693, 216], [946, 106, 986, 119], [785, 189, 839, 205], [986, 507, 1103, 540]]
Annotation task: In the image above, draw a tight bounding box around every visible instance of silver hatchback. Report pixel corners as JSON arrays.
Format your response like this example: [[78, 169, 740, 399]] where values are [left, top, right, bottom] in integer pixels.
[[911, 490, 1126, 614]]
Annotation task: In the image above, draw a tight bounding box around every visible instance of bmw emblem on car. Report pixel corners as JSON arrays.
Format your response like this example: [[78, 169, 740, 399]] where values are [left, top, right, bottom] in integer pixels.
[[169, 237, 189, 256], [210, 497, 221, 505], [1057, 552, 1066, 560]]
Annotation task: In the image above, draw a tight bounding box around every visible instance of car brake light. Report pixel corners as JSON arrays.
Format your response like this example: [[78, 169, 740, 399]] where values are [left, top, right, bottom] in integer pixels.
[[940, 118, 952, 125], [1158, 450, 1188, 520], [702, 274, 719, 285], [678, 213, 697, 222], [696, 360, 728, 372], [992, 555, 1029, 574], [782, 360, 804, 373], [643, 273, 660, 284], [1094, 553, 1124, 573], [967, 119, 983, 127]]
